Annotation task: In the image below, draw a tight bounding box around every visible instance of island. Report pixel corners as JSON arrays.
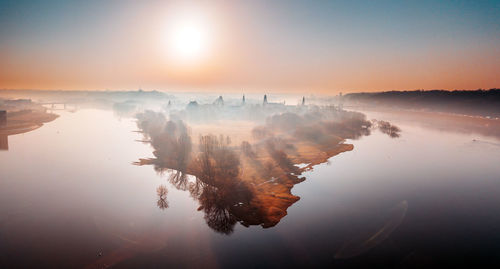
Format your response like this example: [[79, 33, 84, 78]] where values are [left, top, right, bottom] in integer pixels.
[[134, 97, 379, 234]]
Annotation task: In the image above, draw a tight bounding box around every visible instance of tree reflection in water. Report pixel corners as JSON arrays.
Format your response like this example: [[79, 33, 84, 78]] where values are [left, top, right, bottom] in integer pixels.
[[135, 109, 399, 234], [156, 185, 169, 210]]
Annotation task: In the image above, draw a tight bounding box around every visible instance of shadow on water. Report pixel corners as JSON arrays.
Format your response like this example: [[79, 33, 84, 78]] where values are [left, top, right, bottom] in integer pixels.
[[335, 200, 408, 259]]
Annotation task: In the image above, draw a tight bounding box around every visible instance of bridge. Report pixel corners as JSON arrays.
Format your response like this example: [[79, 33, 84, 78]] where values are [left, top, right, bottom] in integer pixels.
[[40, 102, 78, 112]]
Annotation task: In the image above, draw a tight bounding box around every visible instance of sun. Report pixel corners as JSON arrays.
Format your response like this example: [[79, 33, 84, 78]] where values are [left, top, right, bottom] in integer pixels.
[[167, 18, 211, 62]]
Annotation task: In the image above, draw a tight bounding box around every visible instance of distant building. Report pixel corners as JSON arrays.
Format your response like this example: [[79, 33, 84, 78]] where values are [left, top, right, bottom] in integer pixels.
[[338, 92, 344, 110], [0, 110, 6, 126], [261, 95, 286, 109], [213, 96, 224, 107], [186, 101, 199, 110]]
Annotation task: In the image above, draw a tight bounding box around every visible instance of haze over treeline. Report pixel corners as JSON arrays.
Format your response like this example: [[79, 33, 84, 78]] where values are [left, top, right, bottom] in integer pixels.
[[344, 89, 500, 117], [134, 105, 383, 233], [3, 88, 500, 118]]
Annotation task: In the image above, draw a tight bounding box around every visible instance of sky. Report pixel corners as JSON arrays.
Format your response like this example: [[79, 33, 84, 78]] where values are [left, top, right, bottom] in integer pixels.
[[0, 0, 499, 93]]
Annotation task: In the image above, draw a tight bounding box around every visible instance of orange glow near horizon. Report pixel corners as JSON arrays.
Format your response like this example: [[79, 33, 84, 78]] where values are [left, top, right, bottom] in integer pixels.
[[0, 1, 499, 93]]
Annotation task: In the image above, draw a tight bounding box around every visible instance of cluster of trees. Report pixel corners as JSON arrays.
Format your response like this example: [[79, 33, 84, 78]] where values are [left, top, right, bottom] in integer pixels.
[[345, 89, 500, 117], [375, 120, 401, 138], [135, 108, 400, 234], [136, 112, 255, 234], [262, 110, 373, 144]]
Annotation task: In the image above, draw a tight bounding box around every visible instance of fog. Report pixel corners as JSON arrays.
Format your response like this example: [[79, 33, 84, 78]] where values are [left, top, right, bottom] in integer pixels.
[[3, 89, 500, 267], [131, 95, 400, 233]]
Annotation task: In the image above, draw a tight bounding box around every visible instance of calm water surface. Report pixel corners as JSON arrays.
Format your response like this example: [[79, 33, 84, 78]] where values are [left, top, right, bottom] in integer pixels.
[[1, 109, 500, 268]]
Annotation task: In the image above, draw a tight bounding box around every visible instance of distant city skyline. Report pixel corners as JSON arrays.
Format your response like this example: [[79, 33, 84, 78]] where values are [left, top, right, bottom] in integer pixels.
[[1, 0, 499, 93]]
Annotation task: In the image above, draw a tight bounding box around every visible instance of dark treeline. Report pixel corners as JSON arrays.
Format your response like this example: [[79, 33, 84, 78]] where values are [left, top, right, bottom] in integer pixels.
[[345, 89, 500, 117]]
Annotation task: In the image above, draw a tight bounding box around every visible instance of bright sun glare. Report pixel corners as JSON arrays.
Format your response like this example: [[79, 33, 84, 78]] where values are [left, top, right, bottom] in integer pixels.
[[168, 18, 210, 62]]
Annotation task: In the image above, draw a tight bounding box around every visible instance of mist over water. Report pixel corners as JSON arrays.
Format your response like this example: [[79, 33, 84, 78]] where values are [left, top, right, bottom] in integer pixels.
[[1, 91, 500, 268], [2, 0, 499, 266]]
